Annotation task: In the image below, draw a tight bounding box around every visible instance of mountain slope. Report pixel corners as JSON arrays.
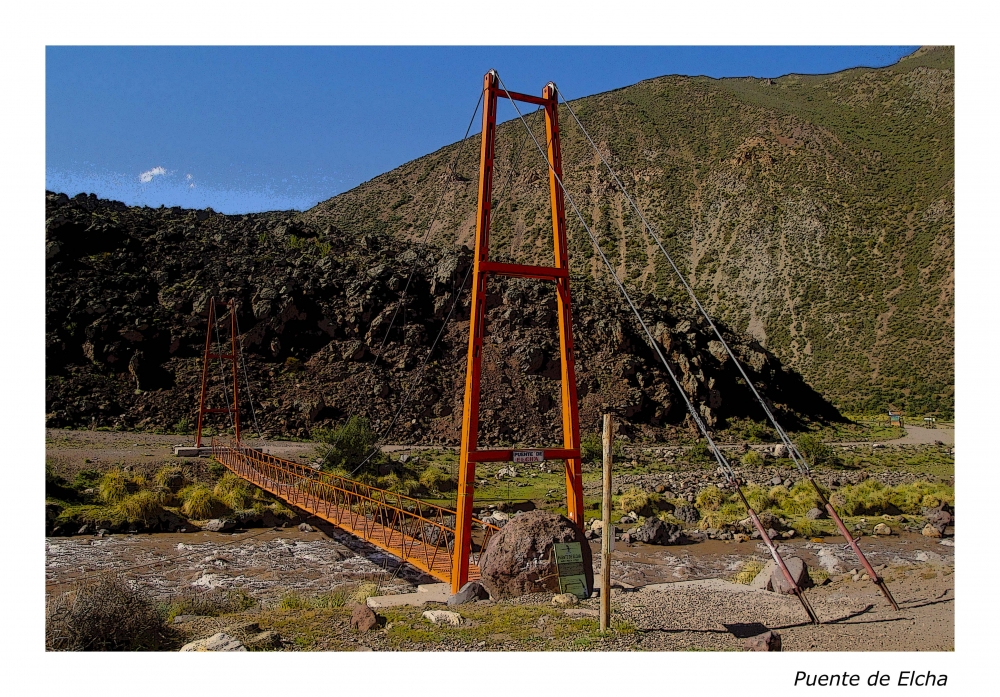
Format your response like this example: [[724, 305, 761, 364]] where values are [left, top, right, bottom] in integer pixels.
[[303, 46, 954, 417]]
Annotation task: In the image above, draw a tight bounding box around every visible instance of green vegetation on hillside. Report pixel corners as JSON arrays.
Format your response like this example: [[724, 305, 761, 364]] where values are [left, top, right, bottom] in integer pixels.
[[303, 47, 953, 417]]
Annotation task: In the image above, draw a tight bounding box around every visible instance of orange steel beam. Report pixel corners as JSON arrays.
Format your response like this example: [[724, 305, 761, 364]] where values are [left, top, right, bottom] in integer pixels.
[[543, 81, 585, 526], [452, 72, 585, 593]]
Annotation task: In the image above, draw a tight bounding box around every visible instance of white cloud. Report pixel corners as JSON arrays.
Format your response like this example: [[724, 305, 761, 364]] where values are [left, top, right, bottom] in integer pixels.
[[139, 166, 167, 183], [185, 173, 193, 180]]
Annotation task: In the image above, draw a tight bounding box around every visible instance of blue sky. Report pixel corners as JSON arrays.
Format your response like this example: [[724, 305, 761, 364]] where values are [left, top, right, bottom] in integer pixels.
[[46, 46, 918, 214]]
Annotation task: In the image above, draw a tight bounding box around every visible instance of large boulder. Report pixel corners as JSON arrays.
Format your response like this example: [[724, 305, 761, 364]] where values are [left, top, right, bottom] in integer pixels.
[[477, 510, 593, 598], [633, 517, 685, 545], [766, 556, 814, 594]]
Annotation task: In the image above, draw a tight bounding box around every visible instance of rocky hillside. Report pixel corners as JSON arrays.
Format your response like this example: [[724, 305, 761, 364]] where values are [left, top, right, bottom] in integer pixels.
[[303, 47, 954, 417], [45, 191, 839, 444]]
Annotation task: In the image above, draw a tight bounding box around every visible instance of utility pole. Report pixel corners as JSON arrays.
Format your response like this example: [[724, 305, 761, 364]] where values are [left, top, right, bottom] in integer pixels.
[[600, 413, 613, 632]]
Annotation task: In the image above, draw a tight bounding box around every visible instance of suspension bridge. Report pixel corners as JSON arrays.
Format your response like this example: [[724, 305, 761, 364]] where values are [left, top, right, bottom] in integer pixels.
[[191, 70, 898, 621]]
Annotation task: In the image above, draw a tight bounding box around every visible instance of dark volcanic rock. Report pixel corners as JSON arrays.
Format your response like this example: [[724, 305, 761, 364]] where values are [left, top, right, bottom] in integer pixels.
[[632, 516, 685, 545], [478, 511, 593, 598], [44, 191, 841, 442]]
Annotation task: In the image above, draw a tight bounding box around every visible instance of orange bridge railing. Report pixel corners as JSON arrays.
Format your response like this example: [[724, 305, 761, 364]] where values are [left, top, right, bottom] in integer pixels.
[[211, 439, 500, 585]]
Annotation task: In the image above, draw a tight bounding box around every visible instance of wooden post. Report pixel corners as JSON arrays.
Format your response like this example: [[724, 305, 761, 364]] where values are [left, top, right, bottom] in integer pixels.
[[600, 413, 613, 632]]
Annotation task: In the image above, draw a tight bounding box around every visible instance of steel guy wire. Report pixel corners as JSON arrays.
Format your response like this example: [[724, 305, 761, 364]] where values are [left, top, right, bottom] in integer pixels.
[[556, 88, 813, 476], [493, 73, 737, 485], [318, 89, 485, 469]]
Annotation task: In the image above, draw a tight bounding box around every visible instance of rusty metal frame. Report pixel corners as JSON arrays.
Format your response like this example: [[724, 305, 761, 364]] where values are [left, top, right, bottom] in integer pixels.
[[195, 298, 241, 447], [212, 440, 500, 584], [452, 71, 584, 593]]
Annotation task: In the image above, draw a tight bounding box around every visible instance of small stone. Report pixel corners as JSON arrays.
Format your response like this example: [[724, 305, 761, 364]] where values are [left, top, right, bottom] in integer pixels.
[[423, 610, 463, 626], [771, 476, 783, 486], [447, 581, 489, 606], [298, 523, 315, 533], [244, 630, 281, 650], [590, 519, 604, 533], [922, 523, 943, 538], [873, 523, 892, 536], [350, 603, 379, 632], [733, 533, 750, 543], [744, 630, 781, 651], [180, 632, 246, 652], [552, 593, 579, 607], [806, 507, 826, 520], [202, 518, 236, 533]]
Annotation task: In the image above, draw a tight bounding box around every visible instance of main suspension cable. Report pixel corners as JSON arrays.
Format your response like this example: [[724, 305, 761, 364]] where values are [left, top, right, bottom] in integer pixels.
[[496, 73, 819, 623], [557, 89, 814, 476], [555, 85, 896, 611]]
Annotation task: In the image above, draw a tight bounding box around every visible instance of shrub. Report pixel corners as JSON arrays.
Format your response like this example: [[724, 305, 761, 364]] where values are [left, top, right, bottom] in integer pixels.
[[178, 483, 229, 519], [740, 450, 764, 467], [46, 573, 166, 650], [618, 488, 652, 515], [580, 432, 603, 463], [731, 559, 765, 585], [376, 473, 420, 496], [350, 582, 379, 604], [98, 470, 130, 505], [701, 501, 745, 529], [418, 466, 454, 493], [112, 491, 164, 526], [153, 465, 185, 491], [315, 416, 383, 473], [214, 473, 255, 511], [795, 433, 833, 466], [695, 485, 725, 512]]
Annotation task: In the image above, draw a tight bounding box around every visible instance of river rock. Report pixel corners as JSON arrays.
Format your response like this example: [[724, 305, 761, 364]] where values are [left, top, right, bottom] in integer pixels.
[[806, 507, 826, 520], [350, 603, 379, 632], [244, 630, 282, 650], [477, 510, 593, 598], [766, 556, 814, 594], [423, 610, 463, 626], [447, 581, 490, 606], [180, 632, 246, 651], [873, 523, 892, 536], [202, 518, 236, 533], [673, 505, 699, 525], [745, 630, 781, 651], [922, 523, 943, 538], [632, 516, 685, 545], [552, 593, 579, 607]]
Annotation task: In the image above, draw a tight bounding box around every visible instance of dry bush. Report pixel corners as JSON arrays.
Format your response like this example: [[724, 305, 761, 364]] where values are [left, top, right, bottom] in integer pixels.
[[97, 470, 130, 505], [418, 466, 455, 492], [178, 483, 229, 519], [213, 473, 254, 510], [46, 573, 166, 651], [111, 490, 164, 526]]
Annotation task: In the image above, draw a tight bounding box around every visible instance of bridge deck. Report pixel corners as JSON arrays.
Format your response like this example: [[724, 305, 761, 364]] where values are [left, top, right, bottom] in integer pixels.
[[212, 442, 498, 585]]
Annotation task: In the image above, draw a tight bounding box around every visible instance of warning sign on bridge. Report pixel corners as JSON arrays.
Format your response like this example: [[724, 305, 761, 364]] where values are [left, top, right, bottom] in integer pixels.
[[512, 450, 545, 463]]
